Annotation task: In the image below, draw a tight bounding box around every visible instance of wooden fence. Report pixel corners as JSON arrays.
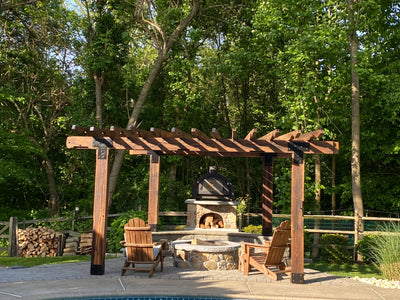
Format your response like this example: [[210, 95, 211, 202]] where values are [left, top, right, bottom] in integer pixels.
[[1, 212, 399, 257], [0, 217, 18, 256]]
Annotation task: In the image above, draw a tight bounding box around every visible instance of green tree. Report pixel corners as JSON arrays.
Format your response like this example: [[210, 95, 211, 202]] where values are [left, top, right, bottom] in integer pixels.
[[106, 0, 201, 208], [0, 0, 79, 215]]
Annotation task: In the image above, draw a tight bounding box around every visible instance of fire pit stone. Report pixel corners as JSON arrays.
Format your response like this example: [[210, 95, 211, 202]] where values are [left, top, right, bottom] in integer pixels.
[[172, 239, 241, 270]]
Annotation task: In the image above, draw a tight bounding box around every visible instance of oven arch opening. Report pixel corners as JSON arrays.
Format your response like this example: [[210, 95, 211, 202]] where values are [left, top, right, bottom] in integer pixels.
[[199, 213, 224, 229]]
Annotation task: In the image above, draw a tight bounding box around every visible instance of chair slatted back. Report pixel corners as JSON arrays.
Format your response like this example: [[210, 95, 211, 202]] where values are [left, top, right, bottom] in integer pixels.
[[265, 220, 291, 265], [124, 218, 154, 263]]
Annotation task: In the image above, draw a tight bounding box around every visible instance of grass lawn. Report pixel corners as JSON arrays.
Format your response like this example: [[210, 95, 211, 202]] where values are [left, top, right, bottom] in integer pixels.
[[305, 261, 384, 279], [0, 255, 91, 268]]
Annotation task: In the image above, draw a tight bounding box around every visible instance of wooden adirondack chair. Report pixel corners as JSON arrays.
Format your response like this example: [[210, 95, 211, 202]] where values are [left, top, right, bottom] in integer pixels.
[[242, 220, 291, 280], [121, 218, 165, 277]]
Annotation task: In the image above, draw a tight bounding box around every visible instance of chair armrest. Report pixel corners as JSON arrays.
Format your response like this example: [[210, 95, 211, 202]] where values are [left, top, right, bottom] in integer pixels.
[[154, 240, 167, 250], [120, 240, 126, 246], [243, 242, 271, 251], [243, 243, 270, 255]]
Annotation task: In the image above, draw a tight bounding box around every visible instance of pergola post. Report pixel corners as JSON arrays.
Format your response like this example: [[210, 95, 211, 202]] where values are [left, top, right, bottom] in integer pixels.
[[262, 155, 275, 236], [148, 152, 160, 231], [67, 126, 338, 281], [90, 139, 110, 275], [290, 145, 305, 284]]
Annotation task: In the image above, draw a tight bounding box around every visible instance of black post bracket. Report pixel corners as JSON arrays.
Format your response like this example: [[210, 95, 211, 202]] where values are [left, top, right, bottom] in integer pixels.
[[262, 153, 277, 167], [92, 138, 113, 159], [288, 141, 309, 164], [147, 150, 163, 163]]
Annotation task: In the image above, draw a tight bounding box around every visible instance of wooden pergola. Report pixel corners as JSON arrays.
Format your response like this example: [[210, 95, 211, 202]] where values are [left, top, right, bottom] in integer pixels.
[[66, 125, 339, 284]]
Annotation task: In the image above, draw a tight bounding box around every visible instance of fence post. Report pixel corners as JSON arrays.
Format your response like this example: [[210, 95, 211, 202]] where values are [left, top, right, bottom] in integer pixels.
[[7, 217, 18, 257], [72, 206, 79, 231]]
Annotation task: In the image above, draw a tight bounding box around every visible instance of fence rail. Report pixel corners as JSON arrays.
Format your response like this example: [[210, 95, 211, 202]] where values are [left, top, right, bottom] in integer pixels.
[[1, 212, 399, 257]]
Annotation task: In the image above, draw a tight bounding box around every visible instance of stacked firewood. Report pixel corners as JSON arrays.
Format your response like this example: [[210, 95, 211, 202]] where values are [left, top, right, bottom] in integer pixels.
[[63, 231, 79, 256], [199, 215, 224, 229], [77, 232, 92, 255], [18, 226, 60, 257]]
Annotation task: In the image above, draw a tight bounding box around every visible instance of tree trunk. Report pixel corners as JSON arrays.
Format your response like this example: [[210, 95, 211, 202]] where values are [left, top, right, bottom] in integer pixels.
[[94, 71, 104, 128], [43, 154, 59, 216], [312, 154, 321, 258], [29, 134, 59, 216], [347, 0, 364, 258], [107, 52, 167, 208], [168, 163, 177, 204], [331, 155, 336, 214], [107, 1, 200, 208], [220, 72, 232, 133]]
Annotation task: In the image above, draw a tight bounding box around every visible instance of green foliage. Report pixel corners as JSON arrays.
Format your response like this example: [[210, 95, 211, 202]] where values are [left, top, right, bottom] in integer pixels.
[[242, 224, 262, 234], [0, 238, 8, 256], [107, 210, 148, 253], [1, 0, 400, 220], [43, 210, 92, 233], [0, 0, 81, 215], [305, 261, 383, 279], [356, 234, 379, 264], [304, 228, 314, 257], [237, 194, 251, 230], [370, 223, 400, 280], [320, 234, 352, 263], [0, 256, 91, 267], [237, 194, 250, 215]]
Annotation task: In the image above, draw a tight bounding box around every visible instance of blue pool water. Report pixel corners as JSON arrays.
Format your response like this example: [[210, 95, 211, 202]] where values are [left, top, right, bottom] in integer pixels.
[[57, 296, 248, 300]]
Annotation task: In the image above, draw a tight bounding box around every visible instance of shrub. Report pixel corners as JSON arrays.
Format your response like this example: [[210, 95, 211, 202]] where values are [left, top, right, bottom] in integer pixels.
[[242, 224, 262, 234], [107, 210, 147, 253], [356, 234, 379, 264], [304, 228, 314, 258], [0, 238, 8, 256], [320, 234, 352, 263], [370, 223, 400, 281]]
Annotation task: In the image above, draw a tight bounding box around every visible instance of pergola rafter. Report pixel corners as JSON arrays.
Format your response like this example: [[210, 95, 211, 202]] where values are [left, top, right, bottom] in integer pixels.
[[68, 126, 336, 157], [66, 125, 339, 284]]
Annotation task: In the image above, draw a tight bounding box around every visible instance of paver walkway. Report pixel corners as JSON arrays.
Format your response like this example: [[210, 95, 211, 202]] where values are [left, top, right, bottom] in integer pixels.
[[0, 257, 399, 299]]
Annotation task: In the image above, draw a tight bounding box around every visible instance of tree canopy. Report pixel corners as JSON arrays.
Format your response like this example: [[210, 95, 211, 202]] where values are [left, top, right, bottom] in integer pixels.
[[1, 0, 399, 219]]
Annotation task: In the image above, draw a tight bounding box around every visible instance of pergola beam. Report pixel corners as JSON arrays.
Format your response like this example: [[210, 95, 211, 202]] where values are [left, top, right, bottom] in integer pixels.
[[274, 130, 301, 141], [171, 127, 192, 138], [244, 128, 257, 140], [211, 128, 221, 139], [150, 127, 174, 138], [67, 136, 338, 156], [191, 128, 209, 139], [294, 129, 324, 142], [258, 129, 280, 141], [231, 128, 237, 139], [67, 125, 339, 283]]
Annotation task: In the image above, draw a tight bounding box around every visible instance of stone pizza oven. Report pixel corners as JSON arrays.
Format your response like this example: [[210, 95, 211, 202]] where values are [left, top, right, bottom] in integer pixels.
[[185, 166, 238, 231]]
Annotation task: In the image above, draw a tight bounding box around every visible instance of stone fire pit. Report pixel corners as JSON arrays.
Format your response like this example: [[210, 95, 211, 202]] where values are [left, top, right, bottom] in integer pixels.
[[172, 239, 241, 270]]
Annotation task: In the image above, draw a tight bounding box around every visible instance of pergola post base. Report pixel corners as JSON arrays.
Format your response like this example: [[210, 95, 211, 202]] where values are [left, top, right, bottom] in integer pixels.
[[291, 273, 305, 284], [90, 264, 105, 275]]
